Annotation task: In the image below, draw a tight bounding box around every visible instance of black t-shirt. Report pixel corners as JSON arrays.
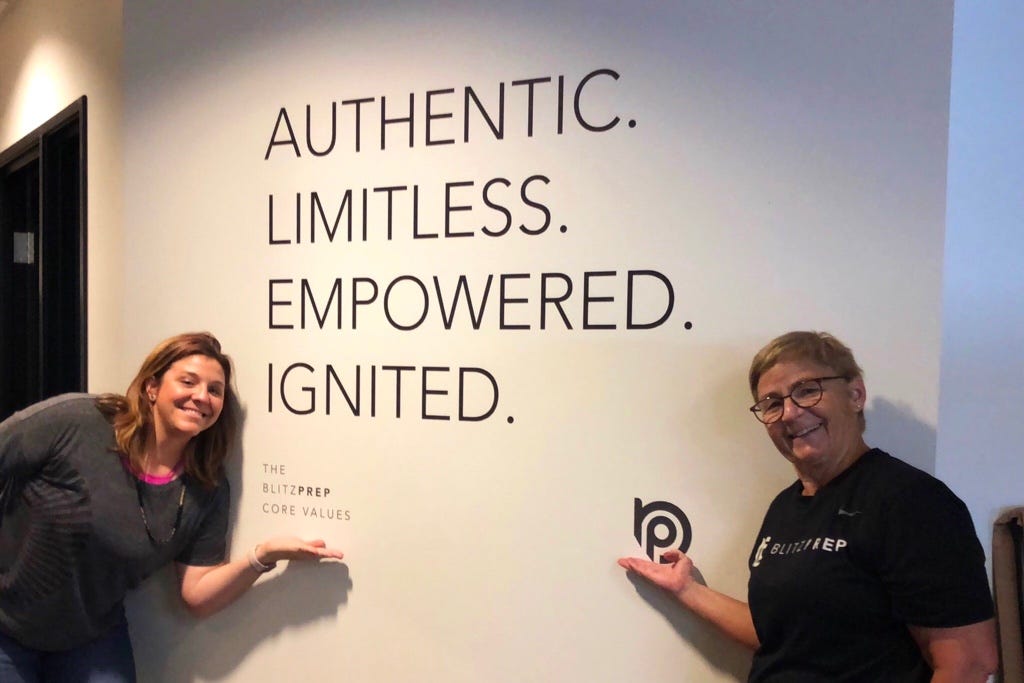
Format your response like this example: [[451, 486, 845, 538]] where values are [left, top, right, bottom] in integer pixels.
[[747, 449, 993, 682]]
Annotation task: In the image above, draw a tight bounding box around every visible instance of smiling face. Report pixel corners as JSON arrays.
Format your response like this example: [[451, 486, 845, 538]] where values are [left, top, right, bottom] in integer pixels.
[[755, 358, 867, 479], [147, 354, 226, 443]]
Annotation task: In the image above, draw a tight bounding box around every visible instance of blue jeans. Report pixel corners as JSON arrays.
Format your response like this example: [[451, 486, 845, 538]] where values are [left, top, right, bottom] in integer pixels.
[[0, 622, 136, 683]]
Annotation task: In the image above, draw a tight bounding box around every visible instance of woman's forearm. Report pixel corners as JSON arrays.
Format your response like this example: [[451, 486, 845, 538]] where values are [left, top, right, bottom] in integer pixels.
[[675, 582, 760, 650], [178, 537, 344, 617], [177, 553, 265, 618]]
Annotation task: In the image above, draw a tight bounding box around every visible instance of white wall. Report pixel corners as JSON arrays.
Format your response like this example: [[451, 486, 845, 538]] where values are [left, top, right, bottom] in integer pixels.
[[0, 0, 124, 391], [937, 2, 1024, 552], [12, 1, 1018, 681], [120, 2, 953, 682]]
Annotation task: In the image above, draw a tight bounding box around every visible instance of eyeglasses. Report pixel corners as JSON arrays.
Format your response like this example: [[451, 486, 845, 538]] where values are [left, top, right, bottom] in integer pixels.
[[749, 376, 846, 424]]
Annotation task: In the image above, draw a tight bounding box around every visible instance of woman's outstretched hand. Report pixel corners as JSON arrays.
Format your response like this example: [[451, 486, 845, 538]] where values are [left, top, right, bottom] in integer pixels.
[[256, 537, 345, 564], [178, 537, 345, 617], [618, 548, 695, 597], [618, 549, 760, 649]]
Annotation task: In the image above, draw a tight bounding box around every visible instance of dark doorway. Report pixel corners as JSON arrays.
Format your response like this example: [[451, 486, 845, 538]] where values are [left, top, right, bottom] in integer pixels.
[[0, 97, 87, 421]]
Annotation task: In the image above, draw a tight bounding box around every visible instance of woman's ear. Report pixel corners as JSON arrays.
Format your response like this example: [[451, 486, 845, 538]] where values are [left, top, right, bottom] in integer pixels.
[[848, 377, 866, 410], [144, 378, 158, 402]]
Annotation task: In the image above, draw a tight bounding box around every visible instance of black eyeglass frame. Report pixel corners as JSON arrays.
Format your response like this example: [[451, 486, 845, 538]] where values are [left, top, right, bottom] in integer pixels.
[[749, 375, 847, 424]]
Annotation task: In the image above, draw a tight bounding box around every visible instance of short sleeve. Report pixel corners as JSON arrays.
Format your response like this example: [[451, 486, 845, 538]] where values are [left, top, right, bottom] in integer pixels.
[[175, 478, 230, 566], [877, 477, 994, 628]]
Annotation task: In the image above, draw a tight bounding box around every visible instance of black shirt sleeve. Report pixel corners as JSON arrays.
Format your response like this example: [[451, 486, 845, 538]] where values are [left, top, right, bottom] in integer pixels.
[[876, 476, 994, 628]]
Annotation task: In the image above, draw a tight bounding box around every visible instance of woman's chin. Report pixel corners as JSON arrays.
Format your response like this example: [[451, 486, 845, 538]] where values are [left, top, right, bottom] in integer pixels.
[[785, 445, 829, 468]]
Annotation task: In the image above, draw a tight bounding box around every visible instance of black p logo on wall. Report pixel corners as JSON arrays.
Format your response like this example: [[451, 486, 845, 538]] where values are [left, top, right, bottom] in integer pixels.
[[634, 498, 692, 563]]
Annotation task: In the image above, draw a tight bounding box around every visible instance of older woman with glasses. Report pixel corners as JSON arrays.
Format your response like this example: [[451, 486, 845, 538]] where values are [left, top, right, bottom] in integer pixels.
[[619, 331, 997, 682]]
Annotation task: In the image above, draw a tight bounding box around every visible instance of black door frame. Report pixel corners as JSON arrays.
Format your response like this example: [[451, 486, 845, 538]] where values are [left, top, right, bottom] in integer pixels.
[[0, 96, 87, 419]]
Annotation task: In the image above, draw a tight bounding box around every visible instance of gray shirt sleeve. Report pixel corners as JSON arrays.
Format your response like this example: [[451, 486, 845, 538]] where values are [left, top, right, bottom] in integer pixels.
[[176, 478, 230, 566], [0, 395, 77, 478]]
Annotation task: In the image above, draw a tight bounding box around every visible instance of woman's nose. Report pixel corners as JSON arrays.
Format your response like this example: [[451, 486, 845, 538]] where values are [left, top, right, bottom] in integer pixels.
[[780, 395, 805, 421]]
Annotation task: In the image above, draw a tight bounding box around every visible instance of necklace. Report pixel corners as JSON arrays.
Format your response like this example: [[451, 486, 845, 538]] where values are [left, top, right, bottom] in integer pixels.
[[135, 459, 186, 544]]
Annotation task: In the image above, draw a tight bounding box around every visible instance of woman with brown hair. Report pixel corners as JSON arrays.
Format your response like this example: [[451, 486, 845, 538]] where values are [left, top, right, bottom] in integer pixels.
[[0, 332, 343, 682]]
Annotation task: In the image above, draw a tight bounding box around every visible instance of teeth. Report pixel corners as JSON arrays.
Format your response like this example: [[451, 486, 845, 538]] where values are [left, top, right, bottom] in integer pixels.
[[791, 424, 821, 438]]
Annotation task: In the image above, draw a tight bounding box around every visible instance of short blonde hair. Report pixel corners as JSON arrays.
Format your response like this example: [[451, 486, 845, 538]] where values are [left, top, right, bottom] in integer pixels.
[[748, 331, 865, 429]]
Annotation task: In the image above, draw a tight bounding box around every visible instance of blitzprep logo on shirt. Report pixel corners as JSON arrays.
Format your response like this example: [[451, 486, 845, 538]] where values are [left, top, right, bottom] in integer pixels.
[[753, 536, 850, 568], [752, 536, 771, 567]]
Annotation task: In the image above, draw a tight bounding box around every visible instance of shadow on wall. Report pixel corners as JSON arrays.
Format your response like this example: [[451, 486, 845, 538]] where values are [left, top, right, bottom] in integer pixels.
[[129, 561, 352, 682], [864, 397, 937, 475], [223, 405, 246, 587], [625, 569, 752, 682]]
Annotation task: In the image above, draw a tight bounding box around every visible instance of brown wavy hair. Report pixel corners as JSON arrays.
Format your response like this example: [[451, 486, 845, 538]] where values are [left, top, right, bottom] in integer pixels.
[[95, 332, 240, 488]]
